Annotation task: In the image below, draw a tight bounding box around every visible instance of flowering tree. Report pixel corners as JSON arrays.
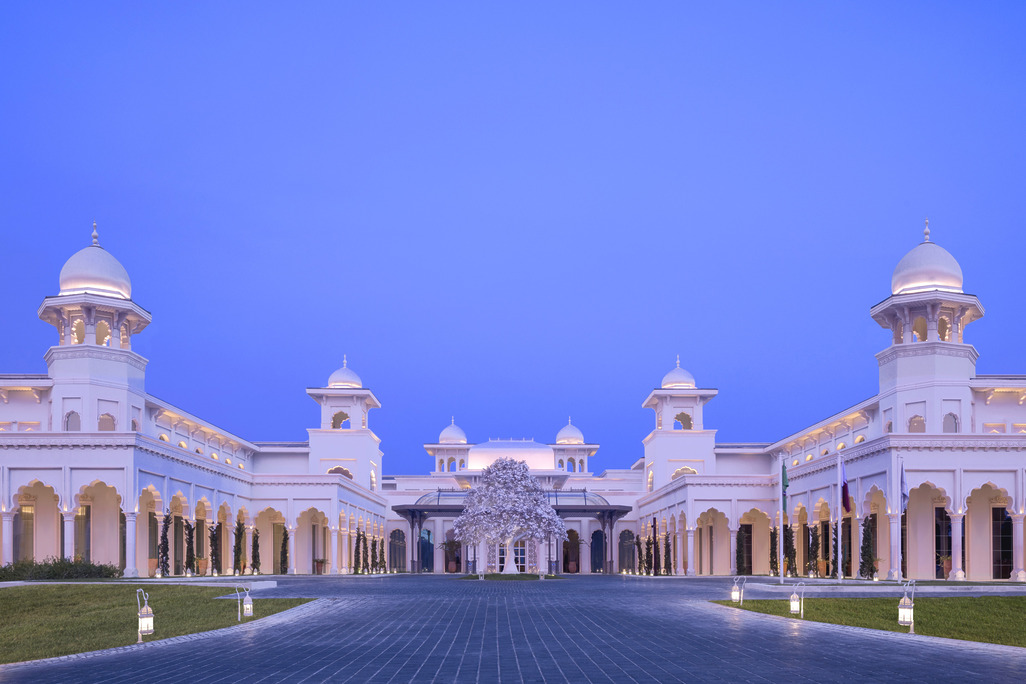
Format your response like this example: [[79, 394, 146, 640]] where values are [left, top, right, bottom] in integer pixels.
[[452, 457, 567, 575]]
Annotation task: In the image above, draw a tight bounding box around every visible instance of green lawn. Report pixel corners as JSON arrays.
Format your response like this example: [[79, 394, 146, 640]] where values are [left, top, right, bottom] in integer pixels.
[[457, 573, 563, 580], [715, 596, 1026, 648], [0, 584, 309, 664]]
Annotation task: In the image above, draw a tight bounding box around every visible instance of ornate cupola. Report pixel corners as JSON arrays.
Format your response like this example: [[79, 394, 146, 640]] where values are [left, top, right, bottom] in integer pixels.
[[640, 356, 718, 489], [870, 223, 983, 435], [306, 356, 383, 490]]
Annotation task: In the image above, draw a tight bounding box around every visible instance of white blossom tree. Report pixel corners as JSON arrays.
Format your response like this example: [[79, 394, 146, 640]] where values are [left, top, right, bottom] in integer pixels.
[[452, 457, 567, 575]]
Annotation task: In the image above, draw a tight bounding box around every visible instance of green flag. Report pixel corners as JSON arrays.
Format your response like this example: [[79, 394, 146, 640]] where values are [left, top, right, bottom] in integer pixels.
[[781, 463, 789, 512]]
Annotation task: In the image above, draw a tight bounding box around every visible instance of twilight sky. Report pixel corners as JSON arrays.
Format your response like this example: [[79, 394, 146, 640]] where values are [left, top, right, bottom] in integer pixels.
[[2, 3, 1025, 475]]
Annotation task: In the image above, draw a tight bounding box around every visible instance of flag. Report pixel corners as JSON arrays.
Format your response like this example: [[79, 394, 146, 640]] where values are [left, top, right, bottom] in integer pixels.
[[841, 462, 851, 513], [781, 463, 789, 512], [900, 461, 909, 512]]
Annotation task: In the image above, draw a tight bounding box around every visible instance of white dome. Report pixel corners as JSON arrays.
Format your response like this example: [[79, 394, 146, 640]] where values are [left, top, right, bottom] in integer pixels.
[[555, 419, 584, 445], [661, 356, 695, 389], [439, 418, 467, 444], [58, 226, 131, 299], [327, 356, 362, 388], [891, 227, 963, 296]]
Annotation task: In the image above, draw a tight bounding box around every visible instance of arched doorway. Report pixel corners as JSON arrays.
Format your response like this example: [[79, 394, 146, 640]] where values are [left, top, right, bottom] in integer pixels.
[[389, 530, 407, 572], [563, 529, 580, 573], [419, 528, 434, 573], [591, 530, 604, 572], [619, 530, 636, 572]]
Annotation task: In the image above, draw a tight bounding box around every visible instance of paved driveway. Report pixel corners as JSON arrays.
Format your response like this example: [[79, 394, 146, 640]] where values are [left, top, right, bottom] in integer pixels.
[[2, 575, 1023, 683]]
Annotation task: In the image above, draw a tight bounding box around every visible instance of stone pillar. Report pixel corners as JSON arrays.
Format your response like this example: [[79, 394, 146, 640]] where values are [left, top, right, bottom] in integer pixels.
[[1010, 514, 1025, 582], [949, 514, 966, 580], [686, 528, 695, 576], [411, 519, 419, 573], [63, 511, 76, 560], [1, 512, 13, 564], [124, 512, 138, 578], [330, 526, 339, 574], [887, 513, 902, 581], [245, 525, 254, 574], [854, 516, 863, 579], [288, 528, 297, 574], [154, 513, 164, 575], [729, 526, 738, 575]]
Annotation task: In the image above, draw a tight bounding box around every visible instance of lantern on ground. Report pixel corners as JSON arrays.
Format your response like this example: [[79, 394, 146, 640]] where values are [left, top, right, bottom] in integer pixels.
[[731, 576, 747, 604], [789, 582, 805, 618], [236, 586, 254, 621], [136, 589, 154, 643], [898, 580, 915, 633]]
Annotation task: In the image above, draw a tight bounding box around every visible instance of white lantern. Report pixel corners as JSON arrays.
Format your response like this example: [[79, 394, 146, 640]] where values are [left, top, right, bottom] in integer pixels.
[[731, 583, 741, 603], [789, 591, 800, 614], [243, 593, 254, 618], [136, 589, 154, 643], [897, 594, 914, 626]]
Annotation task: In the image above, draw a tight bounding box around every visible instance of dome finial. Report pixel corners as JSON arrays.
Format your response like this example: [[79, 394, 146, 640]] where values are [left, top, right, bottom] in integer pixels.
[[343, 354, 347, 368], [451, 416, 455, 425], [91, 221, 99, 246], [676, 354, 680, 368], [568, 416, 572, 425], [924, 218, 930, 243]]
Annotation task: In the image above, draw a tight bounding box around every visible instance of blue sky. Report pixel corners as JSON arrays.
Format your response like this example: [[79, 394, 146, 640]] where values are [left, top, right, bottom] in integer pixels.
[[3, 3, 1025, 475]]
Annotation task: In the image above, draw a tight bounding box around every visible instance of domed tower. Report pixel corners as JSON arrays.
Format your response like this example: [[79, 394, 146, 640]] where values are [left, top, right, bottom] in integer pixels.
[[640, 357, 718, 490], [552, 418, 595, 474], [425, 418, 471, 473], [306, 356, 383, 490], [37, 225, 152, 432], [870, 223, 983, 435]]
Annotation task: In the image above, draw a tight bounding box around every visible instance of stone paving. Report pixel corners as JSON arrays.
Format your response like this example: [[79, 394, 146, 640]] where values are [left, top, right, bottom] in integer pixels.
[[2, 575, 1025, 683]]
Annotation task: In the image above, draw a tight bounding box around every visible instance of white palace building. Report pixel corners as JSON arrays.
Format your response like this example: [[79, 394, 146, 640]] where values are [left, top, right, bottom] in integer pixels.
[[1, 226, 1025, 582]]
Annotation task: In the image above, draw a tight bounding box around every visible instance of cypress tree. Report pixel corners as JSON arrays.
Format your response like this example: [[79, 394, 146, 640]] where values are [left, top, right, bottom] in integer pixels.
[[280, 527, 289, 575], [233, 520, 245, 573], [644, 536, 653, 575], [735, 527, 747, 575], [784, 525, 797, 576], [354, 530, 362, 573], [158, 509, 171, 577], [769, 527, 778, 575], [184, 519, 195, 574], [252, 528, 261, 574], [663, 534, 673, 575], [809, 526, 820, 577], [208, 525, 219, 575], [634, 535, 642, 572], [859, 516, 876, 579], [362, 531, 370, 573], [370, 538, 378, 573]]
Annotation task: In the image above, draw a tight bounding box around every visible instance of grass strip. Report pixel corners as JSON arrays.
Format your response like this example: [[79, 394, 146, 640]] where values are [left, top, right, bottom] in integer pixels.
[[0, 584, 309, 664], [456, 573, 563, 580], [714, 596, 1026, 648]]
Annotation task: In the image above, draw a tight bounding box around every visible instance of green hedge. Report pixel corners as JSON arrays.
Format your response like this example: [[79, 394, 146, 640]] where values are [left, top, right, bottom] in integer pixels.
[[0, 557, 123, 581]]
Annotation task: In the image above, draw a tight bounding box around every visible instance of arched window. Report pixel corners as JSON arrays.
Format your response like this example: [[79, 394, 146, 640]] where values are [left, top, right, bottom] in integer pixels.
[[389, 529, 407, 572], [893, 320, 904, 345], [938, 317, 951, 342], [447, 457, 456, 472], [647, 470, 654, 492], [64, 411, 81, 431], [458, 459, 465, 470], [331, 411, 350, 429], [328, 466, 354, 479], [195, 447, 203, 454], [836, 442, 846, 451], [438, 459, 444, 472], [558, 459, 564, 470], [567, 459, 575, 473], [674, 412, 693, 430], [130, 419, 139, 431], [854, 435, 866, 444], [885, 421, 893, 434], [72, 320, 85, 345], [943, 413, 959, 433], [821, 448, 829, 456], [95, 321, 111, 346], [619, 530, 636, 572], [908, 415, 926, 433], [671, 466, 697, 480], [912, 317, 928, 342], [177, 440, 188, 449], [98, 413, 116, 431], [158, 433, 169, 442]]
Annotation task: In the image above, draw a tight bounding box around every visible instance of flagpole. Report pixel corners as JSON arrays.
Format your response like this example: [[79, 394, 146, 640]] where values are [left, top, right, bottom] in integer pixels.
[[778, 455, 784, 584], [836, 450, 843, 583]]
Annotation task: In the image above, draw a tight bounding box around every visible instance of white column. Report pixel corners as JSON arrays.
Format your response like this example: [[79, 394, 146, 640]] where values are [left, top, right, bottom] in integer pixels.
[[854, 516, 863, 578], [434, 519, 444, 573], [63, 511, 76, 560], [686, 528, 695, 576], [124, 512, 138, 578], [729, 526, 738, 575], [887, 513, 902, 581], [949, 514, 966, 580], [2, 512, 15, 564], [288, 528, 297, 574], [675, 529, 684, 575], [1011, 514, 1025, 582], [330, 526, 339, 574], [245, 525, 254, 574]]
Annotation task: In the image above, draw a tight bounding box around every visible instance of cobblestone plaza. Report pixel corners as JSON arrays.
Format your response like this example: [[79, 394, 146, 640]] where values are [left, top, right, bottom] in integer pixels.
[[3, 576, 1025, 683]]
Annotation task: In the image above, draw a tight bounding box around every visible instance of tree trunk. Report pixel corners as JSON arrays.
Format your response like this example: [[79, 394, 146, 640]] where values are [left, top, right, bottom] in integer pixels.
[[502, 541, 518, 574]]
